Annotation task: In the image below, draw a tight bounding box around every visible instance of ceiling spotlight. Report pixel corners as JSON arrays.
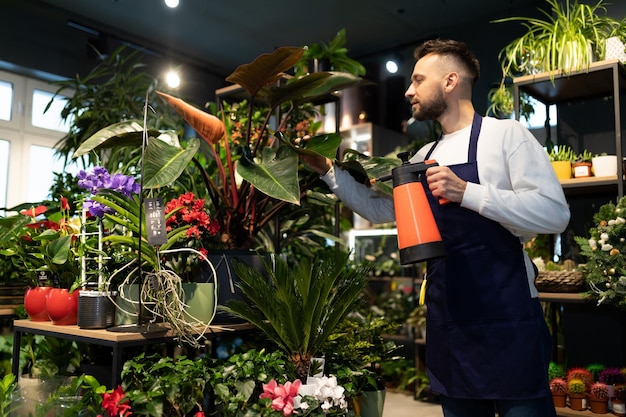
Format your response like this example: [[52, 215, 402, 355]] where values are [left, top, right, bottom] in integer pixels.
[[164, 0, 179, 8], [165, 70, 181, 88], [385, 60, 399, 74]]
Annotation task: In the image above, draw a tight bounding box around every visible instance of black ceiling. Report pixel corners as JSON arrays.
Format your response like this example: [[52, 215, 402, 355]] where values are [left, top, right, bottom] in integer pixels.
[[34, 0, 543, 76]]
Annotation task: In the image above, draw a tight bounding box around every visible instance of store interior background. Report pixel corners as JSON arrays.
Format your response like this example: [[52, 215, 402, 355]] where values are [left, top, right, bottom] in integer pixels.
[[3, 0, 626, 374], [4, 0, 625, 141]]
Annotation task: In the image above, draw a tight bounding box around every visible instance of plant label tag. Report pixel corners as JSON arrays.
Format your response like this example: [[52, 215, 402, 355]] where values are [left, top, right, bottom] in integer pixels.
[[144, 198, 168, 246]]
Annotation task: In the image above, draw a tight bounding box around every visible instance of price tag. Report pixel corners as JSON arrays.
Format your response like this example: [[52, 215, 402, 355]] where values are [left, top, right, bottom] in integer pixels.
[[144, 198, 168, 246]]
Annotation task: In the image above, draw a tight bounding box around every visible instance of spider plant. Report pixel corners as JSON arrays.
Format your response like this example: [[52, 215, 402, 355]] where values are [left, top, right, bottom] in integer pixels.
[[222, 247, 368, 380], [489, 0, 622, 116]]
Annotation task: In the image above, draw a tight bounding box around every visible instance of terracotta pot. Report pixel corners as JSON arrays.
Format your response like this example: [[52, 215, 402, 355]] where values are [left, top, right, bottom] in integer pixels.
[[46, 288, 79, 325], [589, 397, 608, 414], [572, 161, 592, 178], [24, 286, 52, 321], [552, 393, 567, 408], [569, 393, 587, 411]]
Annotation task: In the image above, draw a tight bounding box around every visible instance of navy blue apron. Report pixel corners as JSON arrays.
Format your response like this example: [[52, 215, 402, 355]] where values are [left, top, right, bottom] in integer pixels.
[[422, 113, 551, 399]]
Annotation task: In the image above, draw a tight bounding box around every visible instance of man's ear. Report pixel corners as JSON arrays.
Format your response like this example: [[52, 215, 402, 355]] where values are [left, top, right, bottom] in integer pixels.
[[444, 72, 460, 92]]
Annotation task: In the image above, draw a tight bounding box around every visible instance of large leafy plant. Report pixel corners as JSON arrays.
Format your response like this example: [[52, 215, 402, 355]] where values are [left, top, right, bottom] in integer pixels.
[[223, 248, 368, 380], [72, 46, 365, 250]]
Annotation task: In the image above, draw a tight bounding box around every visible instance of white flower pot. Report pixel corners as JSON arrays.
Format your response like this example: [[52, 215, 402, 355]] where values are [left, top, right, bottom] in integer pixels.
[[592, 155, 618, 177]]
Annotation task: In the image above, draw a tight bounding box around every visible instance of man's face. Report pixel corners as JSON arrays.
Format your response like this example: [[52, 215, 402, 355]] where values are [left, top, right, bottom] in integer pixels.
[[405, 54, 447, 121]]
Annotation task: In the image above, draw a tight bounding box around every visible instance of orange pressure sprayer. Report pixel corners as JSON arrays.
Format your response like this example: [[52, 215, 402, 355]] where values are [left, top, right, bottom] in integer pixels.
[[378, 152, 447, 265]]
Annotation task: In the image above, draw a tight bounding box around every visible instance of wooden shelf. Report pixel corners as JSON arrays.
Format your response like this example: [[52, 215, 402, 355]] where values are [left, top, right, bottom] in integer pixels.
[[514, 59, 626, 104], [538, 292, 589, 303], [555, 407, 601, 416]]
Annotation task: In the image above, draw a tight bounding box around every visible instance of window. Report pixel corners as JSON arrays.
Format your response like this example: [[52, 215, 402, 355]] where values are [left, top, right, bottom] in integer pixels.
[[0, 70, 77, 209], [0, 81, 13, 121]]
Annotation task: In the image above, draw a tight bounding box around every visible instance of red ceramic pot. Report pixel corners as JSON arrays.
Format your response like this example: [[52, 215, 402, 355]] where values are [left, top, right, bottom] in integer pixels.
[[24, 287, 53, 321], [46, 288, 79, 325]]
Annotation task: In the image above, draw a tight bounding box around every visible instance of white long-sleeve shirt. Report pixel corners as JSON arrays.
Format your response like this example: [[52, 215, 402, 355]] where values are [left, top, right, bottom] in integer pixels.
[[322, 116, 571, 297]]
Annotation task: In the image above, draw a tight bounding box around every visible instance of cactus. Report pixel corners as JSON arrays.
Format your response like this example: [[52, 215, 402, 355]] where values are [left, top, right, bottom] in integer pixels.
[[549, 362, 566, 380], [550, 377, 568, 394], [568, 378, 586, 395], [615, 384, 626, 401], [587, 363, 606, 381], [590, 382, 609, 399], [599, 367, 626, 385], [549, 145, 575, 162], [567, 367, 593, 389]]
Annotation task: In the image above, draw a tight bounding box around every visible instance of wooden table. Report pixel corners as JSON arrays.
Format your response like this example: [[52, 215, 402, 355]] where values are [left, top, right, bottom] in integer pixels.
[[12, 319, 253, 387]]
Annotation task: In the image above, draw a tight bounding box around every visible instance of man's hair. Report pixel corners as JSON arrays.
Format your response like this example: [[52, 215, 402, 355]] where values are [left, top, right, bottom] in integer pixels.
[[414, 39, 480, 85]]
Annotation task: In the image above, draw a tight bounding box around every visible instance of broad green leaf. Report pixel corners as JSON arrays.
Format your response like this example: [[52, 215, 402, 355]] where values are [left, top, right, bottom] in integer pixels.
[[225, 46, 304, 97], [47, 235, 72, 264], [143, 137, 200, 188], [236, 145, 300, 205], [72, 120, 161, 158], [277, 132, 342, 160]]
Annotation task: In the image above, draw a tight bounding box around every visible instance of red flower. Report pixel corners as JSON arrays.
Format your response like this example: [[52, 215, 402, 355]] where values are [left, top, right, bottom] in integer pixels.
[[20, 205, 47, 218], [60, 196, 70, 211], [25, 220, 60, 231], [101, 385, 132, 417]]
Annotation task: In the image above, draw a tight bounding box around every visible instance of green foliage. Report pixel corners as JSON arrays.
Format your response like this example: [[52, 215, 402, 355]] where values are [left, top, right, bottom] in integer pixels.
[[493, 0, 622, 78], [549, 145, 575, 162], [207, 348, 294, 416], [575, 196, 626, 308], [49, 45, 182, 171], [0, 374, 16, 417], [224, 247, 369, 379], [121, 353, 207, 417], [548, 361, 566, 380], [321, 313, 399, 396], [295, 29, 366, 77]]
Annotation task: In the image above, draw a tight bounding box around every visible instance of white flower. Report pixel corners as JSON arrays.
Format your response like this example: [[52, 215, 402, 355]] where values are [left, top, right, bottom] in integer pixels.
[[299, 400, 309, 410], [601, 232, 610, 241], [589, 239, 597, 250], [617, 216, 626, 224], [601, 244, 614, 251], [609, 219, 617, 226]]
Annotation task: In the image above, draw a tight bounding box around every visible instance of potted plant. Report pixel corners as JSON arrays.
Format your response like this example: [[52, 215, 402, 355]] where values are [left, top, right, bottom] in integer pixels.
[[550, 377, 568, 408], [568, 378, 587, 411], [0, 198, 83, 324], [77, 165, 217, 343], [489, 0, 623, 116], [614, 384, 626, 417], [72, 45, 365, 251], [548, 145, 575, 180], [589, 381, 610, 414], [574, 196, 626, 309], [293, 28, 366, 76], [222, 247, 368, 381], [599, 367, 625, 401], [572, 150, 595, 178], [321, 313, 399, 417]]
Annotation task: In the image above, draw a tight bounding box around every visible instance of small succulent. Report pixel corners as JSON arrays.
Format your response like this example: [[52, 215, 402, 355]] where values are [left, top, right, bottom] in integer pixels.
[[590, 382, 609, 400], [548, 361, 566, 380], [615, 384, 626, 401], [568, 378, 586, 395], [550, 377, 568, 394]]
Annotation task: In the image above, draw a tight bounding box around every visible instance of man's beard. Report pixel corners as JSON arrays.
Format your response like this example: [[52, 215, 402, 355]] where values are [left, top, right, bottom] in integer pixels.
[[413, 91, 447, 121]]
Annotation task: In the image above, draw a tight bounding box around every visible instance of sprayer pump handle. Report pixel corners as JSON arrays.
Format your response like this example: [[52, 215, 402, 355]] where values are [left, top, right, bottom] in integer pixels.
[[397, 151, 412, 164]]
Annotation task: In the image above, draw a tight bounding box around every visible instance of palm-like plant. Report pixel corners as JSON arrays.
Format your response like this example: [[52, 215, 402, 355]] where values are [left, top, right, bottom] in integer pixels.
[[223, 248, 368, 380]]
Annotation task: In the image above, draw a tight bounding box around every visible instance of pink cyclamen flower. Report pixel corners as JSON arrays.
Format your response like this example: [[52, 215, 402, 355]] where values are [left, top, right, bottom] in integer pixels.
[[260, 379, 302, 416]]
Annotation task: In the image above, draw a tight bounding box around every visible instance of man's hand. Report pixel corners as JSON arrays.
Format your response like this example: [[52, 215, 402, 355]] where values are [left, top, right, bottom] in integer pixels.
[[425, 165, 467, 204], [300, 153, 333, 176]]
